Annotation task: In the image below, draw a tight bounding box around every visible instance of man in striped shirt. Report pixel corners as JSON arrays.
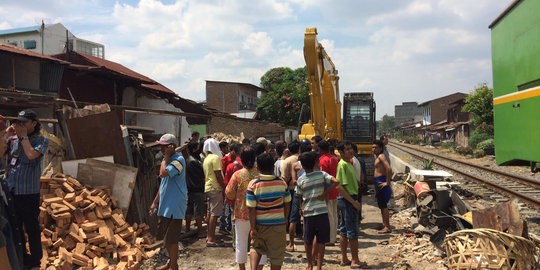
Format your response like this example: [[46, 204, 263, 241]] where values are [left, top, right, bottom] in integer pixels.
[[296, 151, 359, 270], [247, 153, 291, 270]]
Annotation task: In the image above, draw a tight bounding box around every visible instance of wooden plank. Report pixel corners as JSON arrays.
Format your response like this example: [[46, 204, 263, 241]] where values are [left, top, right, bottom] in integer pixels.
[[65, 111, 129, 166], [60, 156, 114, 178]]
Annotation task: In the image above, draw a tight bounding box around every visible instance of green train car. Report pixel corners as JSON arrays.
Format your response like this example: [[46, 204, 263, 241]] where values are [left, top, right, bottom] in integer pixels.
[[490, 0, 540, 167]]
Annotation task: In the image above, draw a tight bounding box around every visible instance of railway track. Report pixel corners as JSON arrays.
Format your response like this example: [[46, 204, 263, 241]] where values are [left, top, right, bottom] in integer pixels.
[[389, 142, 540, 210]]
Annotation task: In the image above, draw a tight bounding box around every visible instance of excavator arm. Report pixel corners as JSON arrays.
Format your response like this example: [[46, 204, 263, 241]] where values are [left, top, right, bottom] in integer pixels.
[[299, 28, 342, 141]]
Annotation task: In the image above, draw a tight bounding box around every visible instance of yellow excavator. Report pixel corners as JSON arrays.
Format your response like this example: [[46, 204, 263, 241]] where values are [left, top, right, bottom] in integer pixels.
[[299, 27, 377, 179]]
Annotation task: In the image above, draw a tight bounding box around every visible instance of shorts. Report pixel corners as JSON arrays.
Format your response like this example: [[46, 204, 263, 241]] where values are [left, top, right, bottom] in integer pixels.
[[289, 190, 301, 223], [303, 213, 330, 245], [186, 192, 205, 217], [338, 196, 359, 239], [374, 176, 392, 209], [158, 216, 183, 245], [206, 190, 223, 217], [252, 224, 287, 266]]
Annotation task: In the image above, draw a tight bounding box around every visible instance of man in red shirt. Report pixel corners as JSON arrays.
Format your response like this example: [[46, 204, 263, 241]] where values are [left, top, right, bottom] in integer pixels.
[[318, 140, 339, 246], [220, 143, 243, 234]]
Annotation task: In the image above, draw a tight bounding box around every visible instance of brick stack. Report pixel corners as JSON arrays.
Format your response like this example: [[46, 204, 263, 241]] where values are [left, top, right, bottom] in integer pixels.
[[39, 174, 156, 270]]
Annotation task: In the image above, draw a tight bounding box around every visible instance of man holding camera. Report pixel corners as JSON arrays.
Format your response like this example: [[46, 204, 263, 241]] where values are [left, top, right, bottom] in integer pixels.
[[4, 109, 49, 269]]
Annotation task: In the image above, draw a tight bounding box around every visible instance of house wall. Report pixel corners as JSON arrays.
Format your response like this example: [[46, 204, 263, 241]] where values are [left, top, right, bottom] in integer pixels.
[[0, 23, 104, 58], [206, 82, 239, 113], [455, 124, 469, 147], [122, 87, 191, 143], [395, 102, 423, 126], [206, 81, 261, 113], [59, 69, 116, 104], [208, 116, 284, 141]]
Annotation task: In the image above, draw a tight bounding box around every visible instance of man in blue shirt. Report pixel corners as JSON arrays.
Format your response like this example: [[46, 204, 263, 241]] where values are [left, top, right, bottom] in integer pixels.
[[149, 134, 187, 270], [4, 109, 49, 269]]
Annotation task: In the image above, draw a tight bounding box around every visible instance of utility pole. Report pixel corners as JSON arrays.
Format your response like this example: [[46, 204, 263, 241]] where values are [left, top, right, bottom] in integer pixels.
[[41, 20, 44, 54]]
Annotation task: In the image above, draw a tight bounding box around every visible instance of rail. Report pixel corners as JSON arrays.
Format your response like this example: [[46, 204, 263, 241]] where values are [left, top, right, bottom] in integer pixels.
[[389, 141, 540, 210]]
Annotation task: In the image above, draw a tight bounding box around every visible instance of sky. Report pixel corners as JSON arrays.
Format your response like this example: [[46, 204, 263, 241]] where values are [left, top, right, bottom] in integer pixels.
[[0, 0, 513, 119]]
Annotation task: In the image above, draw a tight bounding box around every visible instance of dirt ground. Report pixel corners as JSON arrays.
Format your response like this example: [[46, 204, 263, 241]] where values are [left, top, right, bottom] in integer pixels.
[[141, 192, 447, 270]]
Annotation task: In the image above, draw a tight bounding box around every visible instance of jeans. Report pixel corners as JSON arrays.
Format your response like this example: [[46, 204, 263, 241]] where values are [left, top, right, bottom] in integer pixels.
[[219, 203, 233, 231], [338, 196, 359, 239]]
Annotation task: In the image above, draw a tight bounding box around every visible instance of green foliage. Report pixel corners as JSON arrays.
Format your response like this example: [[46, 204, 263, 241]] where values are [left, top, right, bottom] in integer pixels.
[[442, 141, 456, 149], [468, 130, 493, 149], [378, 114, 395, 136], [422, 158, 434, 170], [256, 67, 309, 126], [456, 145, 473, 156], [477, 139, 495, 155], [473, 149, 485, 158], [462, 84, 494, 134], [402, 135, 423, 145]]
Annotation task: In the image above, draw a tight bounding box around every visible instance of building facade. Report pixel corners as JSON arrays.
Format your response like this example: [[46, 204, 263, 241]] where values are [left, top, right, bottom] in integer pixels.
[[419, 92, 468, 126], [0, 23, 104, 58], [205, 80, 266, 115], [394, 102, 423, 127]]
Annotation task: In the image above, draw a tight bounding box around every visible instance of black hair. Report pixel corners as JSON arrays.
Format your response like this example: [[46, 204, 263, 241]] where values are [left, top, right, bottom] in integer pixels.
[[242, 138, 251, 145], [299, 151, 317, 171], [351, 143, 358, 153], [240, 146, 256, 169], [373, 139, 384, 149], [299, 142, 312, 154], [187, 141, 199, 153], [192, 131, 200, 137], [380, 135, 387, 141], [252, 142, 266, 156], [317, 140, 330, 152], [29, 121, 41, 136], [256, 153, 274, 172], [288, 141, 300, 154], [337, 140, 352, 152], [311, 135, 323, 143], [219, 141, 229, 150], [231, 143, 242, 154], [274, 140, 286, 157]]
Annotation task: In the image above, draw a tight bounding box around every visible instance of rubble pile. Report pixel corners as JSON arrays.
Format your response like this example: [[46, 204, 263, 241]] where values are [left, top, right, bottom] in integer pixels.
[[39, 174, 157, 270], [389, 208, 446, 268], [208, 132, 244, 144]]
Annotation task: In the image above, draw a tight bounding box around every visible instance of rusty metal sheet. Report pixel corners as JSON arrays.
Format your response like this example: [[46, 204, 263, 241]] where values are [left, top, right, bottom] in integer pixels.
[[471, 199, 528, 237], [65, 111, 129, 165]]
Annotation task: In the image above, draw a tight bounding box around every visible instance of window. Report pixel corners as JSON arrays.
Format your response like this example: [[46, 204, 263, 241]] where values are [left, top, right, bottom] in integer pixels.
[[23, 40, 36, 49]]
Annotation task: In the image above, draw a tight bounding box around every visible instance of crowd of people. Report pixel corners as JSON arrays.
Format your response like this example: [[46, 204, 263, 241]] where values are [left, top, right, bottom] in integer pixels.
[[152, 131, 393, 270], [0, 109, 393, 270]]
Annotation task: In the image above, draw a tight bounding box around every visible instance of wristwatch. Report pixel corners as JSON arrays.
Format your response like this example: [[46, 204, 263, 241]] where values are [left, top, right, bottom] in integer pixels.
[[20, 136, 29, 140]]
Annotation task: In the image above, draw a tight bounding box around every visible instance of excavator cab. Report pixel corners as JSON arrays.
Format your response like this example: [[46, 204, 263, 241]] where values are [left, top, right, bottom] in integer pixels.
[[343, 92, 376, 154]]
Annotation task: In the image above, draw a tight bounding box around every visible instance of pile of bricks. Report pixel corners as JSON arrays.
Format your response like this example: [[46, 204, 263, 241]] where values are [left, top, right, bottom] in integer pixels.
[[39, 174, 156, 270]]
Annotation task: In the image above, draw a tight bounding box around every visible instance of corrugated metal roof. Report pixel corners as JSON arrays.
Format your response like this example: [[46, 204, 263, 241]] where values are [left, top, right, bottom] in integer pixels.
[[0, 25, 44, 36], [141, 83, 176, 95], [206, 80, 268, 92], [0, 42, 69, 64], [55, 51, 154, 84]]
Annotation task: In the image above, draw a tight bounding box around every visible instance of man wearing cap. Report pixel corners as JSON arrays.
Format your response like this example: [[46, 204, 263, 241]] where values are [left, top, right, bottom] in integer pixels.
[[3, 109, 48, 269], [149, 134, 187, 270]]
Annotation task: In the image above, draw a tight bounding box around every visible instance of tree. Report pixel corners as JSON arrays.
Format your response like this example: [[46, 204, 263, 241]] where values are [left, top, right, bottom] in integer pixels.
[[377, 114, 395, 136], [462, 84, 494, 134], [256, 67, 309, 126]]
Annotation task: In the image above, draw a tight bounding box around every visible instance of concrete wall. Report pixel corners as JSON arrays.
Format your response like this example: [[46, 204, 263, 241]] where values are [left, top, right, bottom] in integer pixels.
[[122, 87, 191, 143]]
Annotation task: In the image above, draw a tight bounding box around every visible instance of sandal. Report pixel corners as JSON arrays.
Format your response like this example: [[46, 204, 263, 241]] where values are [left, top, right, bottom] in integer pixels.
[[339, 261, 351, 266], [206, 241, 226, 247]]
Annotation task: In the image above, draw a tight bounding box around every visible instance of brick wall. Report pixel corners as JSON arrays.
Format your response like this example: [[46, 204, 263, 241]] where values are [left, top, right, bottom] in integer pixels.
[[208, 115, 285, 141], [206, 83, 239, 113]]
